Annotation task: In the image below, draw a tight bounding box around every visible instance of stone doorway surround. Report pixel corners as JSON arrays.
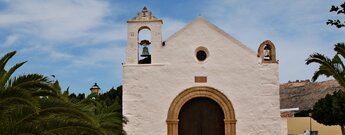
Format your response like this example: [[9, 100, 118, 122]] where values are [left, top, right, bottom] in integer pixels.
[[166, 86, 237, 135]]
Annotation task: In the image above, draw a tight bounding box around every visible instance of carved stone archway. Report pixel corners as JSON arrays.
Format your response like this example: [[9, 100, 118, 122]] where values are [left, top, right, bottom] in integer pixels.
[[166, 86, 236, 135]]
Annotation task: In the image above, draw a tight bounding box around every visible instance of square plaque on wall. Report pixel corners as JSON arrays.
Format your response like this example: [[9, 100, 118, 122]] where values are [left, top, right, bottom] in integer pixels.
[[195, 76, 207, 83]]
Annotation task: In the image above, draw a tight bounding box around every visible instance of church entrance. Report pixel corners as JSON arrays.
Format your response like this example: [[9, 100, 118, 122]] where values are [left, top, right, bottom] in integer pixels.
[[167, 86, 236, 135], [178, 97, 225, 135]]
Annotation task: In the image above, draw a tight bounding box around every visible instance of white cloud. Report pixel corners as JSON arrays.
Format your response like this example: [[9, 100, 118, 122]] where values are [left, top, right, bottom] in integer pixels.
[[72, 44, 125, 67], [19, 43, 73, 60], [0, 0, 128, 66], [0, 0, 123, 42], [79, 24, 127, 45], [1, 34, 19, 47]]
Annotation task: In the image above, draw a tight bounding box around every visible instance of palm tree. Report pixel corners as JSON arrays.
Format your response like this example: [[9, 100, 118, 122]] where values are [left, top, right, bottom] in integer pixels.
[[306, 43, 345, 135], [0, 51, 115, 135], [0, 51, 53, 134], [0, 51, 127, 135], [306, 43, 345, 87]]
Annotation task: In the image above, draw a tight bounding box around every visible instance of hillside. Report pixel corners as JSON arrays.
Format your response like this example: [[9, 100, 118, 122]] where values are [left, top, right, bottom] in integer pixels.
[[280, 80, 343, 110]]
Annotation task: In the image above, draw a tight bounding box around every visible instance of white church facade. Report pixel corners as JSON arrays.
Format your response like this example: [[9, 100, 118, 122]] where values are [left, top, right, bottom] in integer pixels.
[[123, 7, 287, 135]]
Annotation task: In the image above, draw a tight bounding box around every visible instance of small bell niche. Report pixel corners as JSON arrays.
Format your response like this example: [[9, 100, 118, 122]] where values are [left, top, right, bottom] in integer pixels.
[[263, 45, 271, 60], [138, 28, 152, 64], [257, 40, 277, 63]]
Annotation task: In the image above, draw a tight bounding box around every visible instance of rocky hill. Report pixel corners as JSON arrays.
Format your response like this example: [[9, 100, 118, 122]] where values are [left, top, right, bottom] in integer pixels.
[[280, 79, 343, 110]]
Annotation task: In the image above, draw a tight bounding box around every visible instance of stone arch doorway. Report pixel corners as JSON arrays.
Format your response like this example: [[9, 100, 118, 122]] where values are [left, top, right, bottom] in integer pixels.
[[167, 86, 236, 135], [179, 97, 225, 135]]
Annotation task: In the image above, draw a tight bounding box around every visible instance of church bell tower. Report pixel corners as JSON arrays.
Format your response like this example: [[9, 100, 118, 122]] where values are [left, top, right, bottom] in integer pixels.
[[126, 6, 163, 64]]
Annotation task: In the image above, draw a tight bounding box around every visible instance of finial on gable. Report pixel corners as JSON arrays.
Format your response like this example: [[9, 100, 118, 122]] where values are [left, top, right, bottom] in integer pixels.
[[196, 16, 205, 20], [128, 6, 162, 23], [143, 6, 148, 11]]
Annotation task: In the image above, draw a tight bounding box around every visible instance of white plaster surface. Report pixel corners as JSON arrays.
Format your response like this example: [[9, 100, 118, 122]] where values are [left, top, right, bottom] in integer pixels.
[[123, 16, 286, 135]]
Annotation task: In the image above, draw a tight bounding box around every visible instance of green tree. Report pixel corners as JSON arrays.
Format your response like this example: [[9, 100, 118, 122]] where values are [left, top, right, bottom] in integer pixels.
[[327, 2, 345, 28], [98, 86, 122, 107], [0, 51, 126, 135], [82, 93, 127, 135], [85, 86, 126, 134], [306, 43, 345, 135], [305, 2, 345, 134], [306, 43, 345, 87], [294, 109, 312, 117], [312, 91, 345, 135]]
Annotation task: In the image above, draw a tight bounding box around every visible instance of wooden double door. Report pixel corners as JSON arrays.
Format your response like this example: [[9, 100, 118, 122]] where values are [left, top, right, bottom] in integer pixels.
[[178, 97, 225, 135]]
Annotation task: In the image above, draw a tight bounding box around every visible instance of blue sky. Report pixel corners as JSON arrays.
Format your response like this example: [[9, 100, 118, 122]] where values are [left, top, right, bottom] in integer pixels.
[[0, 0, 344, 94]]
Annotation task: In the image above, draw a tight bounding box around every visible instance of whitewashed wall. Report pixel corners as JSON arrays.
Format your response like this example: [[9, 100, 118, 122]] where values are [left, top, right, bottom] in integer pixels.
[[123, 17, 286, 135]]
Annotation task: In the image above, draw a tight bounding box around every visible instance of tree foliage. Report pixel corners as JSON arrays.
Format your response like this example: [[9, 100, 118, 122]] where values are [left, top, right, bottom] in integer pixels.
[[0, 51, 126, 135], [306, 44, 345, 134], [306, 43, 345, 87], [294, 109, 312, 117], [306, 2, 345, 134], [312, 91, 345, 135], [327, 2, 345, 28], [98, 86, 122, 106]]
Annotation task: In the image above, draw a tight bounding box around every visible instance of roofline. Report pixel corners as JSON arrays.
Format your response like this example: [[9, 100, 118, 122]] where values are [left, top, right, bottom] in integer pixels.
[[127, 20, 163, 23], [164, 16, 256, 56]]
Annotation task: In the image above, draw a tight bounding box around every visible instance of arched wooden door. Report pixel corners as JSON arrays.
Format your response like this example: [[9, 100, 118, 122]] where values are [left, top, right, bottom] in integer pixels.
[[178, 97, 225, 135], [167, 86, 236, 135]]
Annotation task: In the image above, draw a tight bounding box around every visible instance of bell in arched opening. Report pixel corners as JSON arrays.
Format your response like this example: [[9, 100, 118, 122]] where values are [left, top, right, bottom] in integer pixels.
[[140, 40, 151, 57], [257, 40, 277, 63], [138, 40, 151, 64], [263, 45, 271, 60]]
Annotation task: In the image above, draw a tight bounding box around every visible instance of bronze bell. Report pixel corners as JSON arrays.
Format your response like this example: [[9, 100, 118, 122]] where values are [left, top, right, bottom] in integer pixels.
[[140, 40, 151, 57], [141, 46, 150, 57]]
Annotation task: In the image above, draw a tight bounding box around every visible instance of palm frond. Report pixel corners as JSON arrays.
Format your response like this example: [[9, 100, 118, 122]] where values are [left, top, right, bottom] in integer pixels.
[[38, 99, 100, 127], [334, 42, 345, 58], [306, 53, 340, 80], [306, 53, 333, 66], [0, 89, 39, 114], [0, 61, 27, 87], [6, 74, 58, 97], [0, 51, 16, 75], [0, 51, 125, 135], [311, 66, 332, 82], [306, 49, 345, 88], [44, 125, 105, 135], [37, 114, 106, 135], [0, 104, 39, 135], [332, 54, 345, 70]]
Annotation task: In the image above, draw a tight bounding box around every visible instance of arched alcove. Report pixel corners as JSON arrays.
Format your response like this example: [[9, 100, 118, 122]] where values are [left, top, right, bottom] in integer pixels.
[[138, 27, 152, 64], [257, 40, 277, 63], [167, 86, 236, 135]]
